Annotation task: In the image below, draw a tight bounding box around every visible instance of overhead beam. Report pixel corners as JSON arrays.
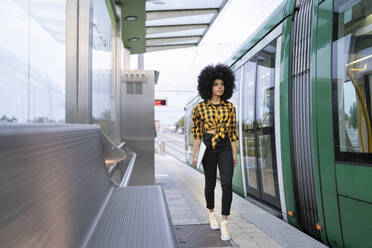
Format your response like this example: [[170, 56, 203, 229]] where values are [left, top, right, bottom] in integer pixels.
[[146, 24, 208, 34], [146, 36, 200, 46], [147, 22, 210, 27], [146, 7, 220, 13], [146, 9, 218, 20], [146, 35, 202, 40], [146, 44, 196, 52]]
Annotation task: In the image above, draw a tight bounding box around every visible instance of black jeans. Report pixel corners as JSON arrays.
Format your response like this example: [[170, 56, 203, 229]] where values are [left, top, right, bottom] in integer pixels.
[[202, 133, 234, 216]]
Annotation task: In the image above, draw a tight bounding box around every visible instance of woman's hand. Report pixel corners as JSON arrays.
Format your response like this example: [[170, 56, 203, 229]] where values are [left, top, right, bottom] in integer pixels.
[[192, 139, 201, 167], [233, 153, 238, 167], [231, 141, 238, 167], [192, 155, 198, 167]]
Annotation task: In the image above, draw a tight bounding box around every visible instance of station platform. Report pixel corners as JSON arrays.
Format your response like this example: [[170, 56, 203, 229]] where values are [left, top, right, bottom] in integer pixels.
[[155, 153, 328, 248]]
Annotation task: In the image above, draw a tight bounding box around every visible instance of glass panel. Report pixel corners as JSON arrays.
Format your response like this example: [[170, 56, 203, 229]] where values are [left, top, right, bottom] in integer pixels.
[[256, 40, 277, 197], [256, 40, 276, 129], [146, 28, 205, 38], [333, 0, 372, 155], [91, 0, 114, 139], [257, 135, 276, 196], [241, 59, 258, 189], [242, 60, 256, 127], [0, 0, 66, 124], [230, 68, 241, 115], [146, 13, 215, 26], [146, 0, 223, 11]]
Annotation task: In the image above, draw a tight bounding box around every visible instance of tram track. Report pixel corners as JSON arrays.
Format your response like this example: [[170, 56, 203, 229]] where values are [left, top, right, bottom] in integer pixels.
[[158, 131, 185, 146], [156, 137, 185, 155], [156, 131, 186, 163]]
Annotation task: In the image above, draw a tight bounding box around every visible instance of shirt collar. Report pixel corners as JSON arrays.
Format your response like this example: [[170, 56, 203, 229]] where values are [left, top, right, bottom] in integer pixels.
[[206, 99, 226, 107]]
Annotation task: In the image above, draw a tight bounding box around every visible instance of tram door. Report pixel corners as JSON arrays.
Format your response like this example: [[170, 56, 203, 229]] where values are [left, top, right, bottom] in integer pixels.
[[241, 39, 281, 209]]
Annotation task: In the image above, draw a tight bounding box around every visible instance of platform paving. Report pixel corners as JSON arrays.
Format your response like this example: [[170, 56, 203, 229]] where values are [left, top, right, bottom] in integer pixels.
[[155, 154, 328, 248]]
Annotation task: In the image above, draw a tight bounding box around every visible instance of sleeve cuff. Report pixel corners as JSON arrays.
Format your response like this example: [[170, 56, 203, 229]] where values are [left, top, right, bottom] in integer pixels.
[[193, 133, 202, 140], [230, 134, 239, 142]]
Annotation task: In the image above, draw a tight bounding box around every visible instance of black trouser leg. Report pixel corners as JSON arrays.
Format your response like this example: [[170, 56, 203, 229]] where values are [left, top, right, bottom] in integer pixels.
[[202, 147, 217, 210], [217, 145, 234, 216]]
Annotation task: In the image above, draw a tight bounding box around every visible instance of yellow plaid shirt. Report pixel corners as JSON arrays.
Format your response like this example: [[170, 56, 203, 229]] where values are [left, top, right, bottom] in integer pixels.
[[192, 100, 238, 149]]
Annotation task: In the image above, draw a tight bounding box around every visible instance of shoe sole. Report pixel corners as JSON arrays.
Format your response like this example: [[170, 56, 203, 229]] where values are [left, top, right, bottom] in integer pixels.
[[210, 225, 220, 230], [221, 235, 231, 241]]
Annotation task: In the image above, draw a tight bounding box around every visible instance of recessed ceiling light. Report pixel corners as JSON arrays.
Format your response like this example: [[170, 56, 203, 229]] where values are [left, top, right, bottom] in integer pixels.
[[124, 16, 137, 21], [128, 37, 139, 42], [152, 1, 164, 4]]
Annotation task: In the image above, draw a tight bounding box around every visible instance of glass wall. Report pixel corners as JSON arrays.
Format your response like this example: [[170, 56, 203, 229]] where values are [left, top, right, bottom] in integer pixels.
[[0, 0, 66, 124], [91, 0, 114, 138], [332, 0, 372, 163]]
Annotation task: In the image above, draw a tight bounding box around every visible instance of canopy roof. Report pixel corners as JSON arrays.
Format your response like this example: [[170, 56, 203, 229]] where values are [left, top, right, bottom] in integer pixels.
[[116, 0, 228, 53]]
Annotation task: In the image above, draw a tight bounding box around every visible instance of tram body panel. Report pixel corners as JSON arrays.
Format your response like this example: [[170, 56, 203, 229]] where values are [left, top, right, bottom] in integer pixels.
[[316, 0, 372, 247]]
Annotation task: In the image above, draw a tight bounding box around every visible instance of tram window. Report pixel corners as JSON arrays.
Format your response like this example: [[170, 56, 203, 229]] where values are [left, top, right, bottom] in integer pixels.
[[333, 0, 372, 163]]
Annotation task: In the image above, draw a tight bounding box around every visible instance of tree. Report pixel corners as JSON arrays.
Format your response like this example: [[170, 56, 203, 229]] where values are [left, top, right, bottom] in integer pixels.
[[349, 102, 358, 129], [176, 116, 185, 129], [0, 115, 18, 123]]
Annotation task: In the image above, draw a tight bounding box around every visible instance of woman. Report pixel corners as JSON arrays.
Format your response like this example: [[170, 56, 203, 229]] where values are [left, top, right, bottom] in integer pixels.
[[191, 64, 238, 241]]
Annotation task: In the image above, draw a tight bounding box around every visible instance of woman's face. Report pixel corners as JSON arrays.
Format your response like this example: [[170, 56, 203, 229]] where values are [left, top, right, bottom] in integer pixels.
[[212, 78, 224, 97]]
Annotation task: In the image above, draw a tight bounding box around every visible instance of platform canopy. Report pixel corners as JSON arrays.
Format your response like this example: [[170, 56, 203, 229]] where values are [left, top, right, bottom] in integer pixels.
[[115, 0, 228, 54]]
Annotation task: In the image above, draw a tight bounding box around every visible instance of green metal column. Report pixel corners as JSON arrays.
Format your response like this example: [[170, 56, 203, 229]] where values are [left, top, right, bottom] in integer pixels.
[[310, 0, 328, 245], [312, 0, 343, 246], [279, 16, 299, 228]]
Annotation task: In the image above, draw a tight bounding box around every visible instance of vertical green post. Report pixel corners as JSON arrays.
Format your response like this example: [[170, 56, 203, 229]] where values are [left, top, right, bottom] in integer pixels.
[[310, 0, 328, 245], [313, 0, 344, 246], [280, 17, 299, 228]]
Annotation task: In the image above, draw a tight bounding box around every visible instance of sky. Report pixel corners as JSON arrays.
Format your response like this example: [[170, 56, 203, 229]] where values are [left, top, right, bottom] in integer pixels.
[[133, 0, 284, 126]]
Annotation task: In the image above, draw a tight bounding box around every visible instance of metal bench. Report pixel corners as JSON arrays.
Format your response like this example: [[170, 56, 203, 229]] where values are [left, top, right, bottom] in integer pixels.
[[0, 124, 176, 248]]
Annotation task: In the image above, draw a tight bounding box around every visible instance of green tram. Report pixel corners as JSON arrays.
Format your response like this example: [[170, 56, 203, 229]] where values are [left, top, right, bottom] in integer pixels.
[[184, 0, 372, 247]]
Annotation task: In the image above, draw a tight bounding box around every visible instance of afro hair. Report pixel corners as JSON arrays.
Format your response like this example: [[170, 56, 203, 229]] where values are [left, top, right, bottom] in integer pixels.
[[197, 63, 235, 101]]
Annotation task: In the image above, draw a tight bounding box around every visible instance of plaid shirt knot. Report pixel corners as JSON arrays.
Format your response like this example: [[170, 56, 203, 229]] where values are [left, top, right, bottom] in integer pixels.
[[191, 100, 238, 149]]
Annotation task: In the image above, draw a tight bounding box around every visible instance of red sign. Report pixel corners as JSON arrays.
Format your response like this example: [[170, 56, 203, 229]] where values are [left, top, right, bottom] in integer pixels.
[[155, 99, 167, 106]]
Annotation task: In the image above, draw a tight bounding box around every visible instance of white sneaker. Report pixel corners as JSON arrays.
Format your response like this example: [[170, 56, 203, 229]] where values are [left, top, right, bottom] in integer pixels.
[[220, 220, 231, 241], [209, 212, 220, 230]]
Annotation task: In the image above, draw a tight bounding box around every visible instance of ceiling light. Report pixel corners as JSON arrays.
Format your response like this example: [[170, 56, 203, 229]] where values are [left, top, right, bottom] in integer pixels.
[[152, 1, 164, 4], [124, 16, 137, 21], [128, 37, 139, 42]]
